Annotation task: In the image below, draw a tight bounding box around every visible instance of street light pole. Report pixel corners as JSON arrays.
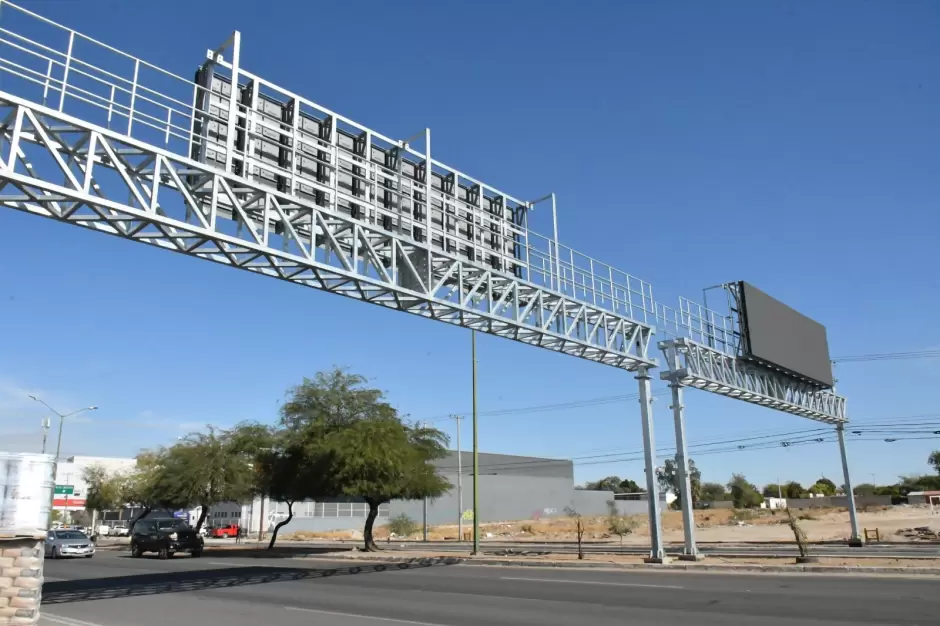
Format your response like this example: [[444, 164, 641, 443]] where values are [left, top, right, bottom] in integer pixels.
[[28, 395, 97, 527], [451, 414, 464, 541], [41, 417, 51, 454]]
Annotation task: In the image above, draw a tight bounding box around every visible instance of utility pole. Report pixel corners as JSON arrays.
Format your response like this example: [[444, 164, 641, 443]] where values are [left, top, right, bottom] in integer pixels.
[[41, 417, 51, 454], [777, 476, 782, 500], [28, 395, 97, 527], [471, 329, 480, 556], [451, 414, 464, 541]]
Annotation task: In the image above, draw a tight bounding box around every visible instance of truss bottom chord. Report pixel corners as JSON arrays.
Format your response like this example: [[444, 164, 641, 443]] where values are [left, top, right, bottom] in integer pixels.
[[837, 424, 863, 547], [637, 366, 666, 563], [670, 382, 702, 560]]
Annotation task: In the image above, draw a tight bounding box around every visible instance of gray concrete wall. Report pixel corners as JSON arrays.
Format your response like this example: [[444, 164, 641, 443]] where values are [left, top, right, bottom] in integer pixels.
[[393, 474, 578, 526], [784, 495, 892, 509]]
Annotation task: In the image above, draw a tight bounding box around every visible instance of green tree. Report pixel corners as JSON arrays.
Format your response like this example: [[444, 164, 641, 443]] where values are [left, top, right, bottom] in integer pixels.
[[854, 483, 878, 496], [156, 426, 261, 532], [929, 451, 940, 475], [762, 484, 782, 498], [727, 473, 763, 508], [700, 482, 727, 502], [656, 458, 701, 510], [259, 443, 330, 549], [82, 464, 125, 532], [321, 417, 450, 551], [581, 476, 641, 493], [783, 481, 804, 499], [122, 450, 191, 530], [278, 369, 451, 552], [812, 477, 837, 496]]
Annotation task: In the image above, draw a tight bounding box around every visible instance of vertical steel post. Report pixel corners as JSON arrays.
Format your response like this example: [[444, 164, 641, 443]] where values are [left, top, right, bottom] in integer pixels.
[[453, 414, 464, 541], [421, 421, 429, 541], [551, 192, 560, 292], [837, 423, 863, 546], [670, 382, 701, 560], [58, 31, 74, 112], [472, 329, 480, 555], [224, 31, 242, 174], [637, 367, 666, 562]]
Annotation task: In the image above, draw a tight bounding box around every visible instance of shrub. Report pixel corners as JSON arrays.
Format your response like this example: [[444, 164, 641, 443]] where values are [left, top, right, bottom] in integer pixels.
[[521, 524, 535, 534], [386, 514, 419, 538]]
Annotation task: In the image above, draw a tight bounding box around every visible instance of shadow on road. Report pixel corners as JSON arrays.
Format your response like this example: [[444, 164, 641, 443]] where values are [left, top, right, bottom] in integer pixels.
[[117, 545, 353, 559], [43, 558, 459, 605]]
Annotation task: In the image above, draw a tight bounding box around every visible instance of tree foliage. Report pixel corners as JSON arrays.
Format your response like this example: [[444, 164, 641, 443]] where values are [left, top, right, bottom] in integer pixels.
[[929, 450, 940, 475], [783, 481, 805, 499], [762, 483, 782, 498], [606, 500, 639, 547], [811, 478, 837, 496], [727, 473, 763, 509], [581, 476, 643, 493], [82, 465, 125, 515], [656, 458, 701, 510], [700, 482, 727, 502]]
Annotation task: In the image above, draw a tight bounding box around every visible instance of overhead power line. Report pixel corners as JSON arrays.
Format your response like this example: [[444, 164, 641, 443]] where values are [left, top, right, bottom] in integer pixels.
[[833, 349, 940, 363]]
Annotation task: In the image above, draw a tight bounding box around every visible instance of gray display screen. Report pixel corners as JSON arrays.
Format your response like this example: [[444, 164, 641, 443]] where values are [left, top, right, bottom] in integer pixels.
[[738, 282, 833, 388]]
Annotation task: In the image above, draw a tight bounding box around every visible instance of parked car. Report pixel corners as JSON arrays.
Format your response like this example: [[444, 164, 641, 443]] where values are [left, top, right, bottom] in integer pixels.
[[45, 529, 95, 559], [130, 518, 203, 559], [209, 524, 240, 538], [109, 525, 130, 537]]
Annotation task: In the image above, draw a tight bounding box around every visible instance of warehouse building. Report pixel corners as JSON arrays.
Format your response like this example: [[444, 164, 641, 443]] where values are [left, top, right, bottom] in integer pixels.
[[208, 451, 659, 536]]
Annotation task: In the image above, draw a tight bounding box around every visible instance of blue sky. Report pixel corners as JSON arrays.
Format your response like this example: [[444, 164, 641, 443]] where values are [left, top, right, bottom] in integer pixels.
[[0, 0, 938, 490]]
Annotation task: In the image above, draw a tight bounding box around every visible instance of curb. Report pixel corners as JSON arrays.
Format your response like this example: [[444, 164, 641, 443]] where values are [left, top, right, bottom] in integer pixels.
[[290, 553, 940, 576]]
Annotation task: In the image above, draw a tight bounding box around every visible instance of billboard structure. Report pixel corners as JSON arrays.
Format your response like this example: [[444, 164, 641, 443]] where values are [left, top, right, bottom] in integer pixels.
[[737, 281, 833, 388], [656, 283, 860, 560]]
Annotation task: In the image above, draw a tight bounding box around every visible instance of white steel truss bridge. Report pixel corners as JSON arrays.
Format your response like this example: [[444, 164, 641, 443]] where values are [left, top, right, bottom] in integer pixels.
[[0, 0, 860, 564]]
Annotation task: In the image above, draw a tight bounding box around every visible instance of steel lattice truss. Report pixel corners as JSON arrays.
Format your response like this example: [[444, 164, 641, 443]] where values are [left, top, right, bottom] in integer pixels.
[[658, 338, 846, 424], [0, 93, 656, 369]]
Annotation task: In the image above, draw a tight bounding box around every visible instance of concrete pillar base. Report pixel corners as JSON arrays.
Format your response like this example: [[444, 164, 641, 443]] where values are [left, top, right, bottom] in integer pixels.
[[678, 553, 705, 562], [644, 557, 671, 564], [847, 538, 864, 547]]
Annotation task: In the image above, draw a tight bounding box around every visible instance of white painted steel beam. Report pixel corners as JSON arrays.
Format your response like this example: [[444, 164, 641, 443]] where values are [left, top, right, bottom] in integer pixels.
[[0, 93, 656, 370], [658, 338, 846, 424]]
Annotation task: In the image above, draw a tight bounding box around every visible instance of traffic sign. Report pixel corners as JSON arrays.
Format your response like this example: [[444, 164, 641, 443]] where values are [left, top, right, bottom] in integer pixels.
[[54, 485, 74, 495]]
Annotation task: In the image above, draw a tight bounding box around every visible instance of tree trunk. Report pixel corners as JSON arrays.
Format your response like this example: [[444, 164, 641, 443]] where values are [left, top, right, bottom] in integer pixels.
[[362, 499, 381, 552], [195, 505, 209, 532], [267, 501, 293, 550], [129, 507, 151, 533]]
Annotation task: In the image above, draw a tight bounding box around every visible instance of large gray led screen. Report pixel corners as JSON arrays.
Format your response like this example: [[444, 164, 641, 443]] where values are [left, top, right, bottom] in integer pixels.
[[738, 281, 834, 388]]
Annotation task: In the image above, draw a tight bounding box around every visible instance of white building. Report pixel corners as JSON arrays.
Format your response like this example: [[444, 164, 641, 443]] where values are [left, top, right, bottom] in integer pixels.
[[52, 455, 138, 513]]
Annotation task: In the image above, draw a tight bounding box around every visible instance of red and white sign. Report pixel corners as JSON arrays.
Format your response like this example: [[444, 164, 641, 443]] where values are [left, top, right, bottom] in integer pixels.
[[53, 498, 86, 509]]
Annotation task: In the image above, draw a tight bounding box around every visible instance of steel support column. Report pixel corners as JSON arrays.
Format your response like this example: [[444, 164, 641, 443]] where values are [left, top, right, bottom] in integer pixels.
[[669, 382, 702, 560], [837, 423, 863, 546], [637, 367, 666, 563]]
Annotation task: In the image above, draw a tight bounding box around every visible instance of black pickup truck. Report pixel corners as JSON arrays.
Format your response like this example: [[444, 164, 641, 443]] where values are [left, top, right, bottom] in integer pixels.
[[130, 518, 204, 559]]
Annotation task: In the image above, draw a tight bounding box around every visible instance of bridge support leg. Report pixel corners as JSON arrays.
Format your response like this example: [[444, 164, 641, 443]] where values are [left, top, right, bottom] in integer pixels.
[[670, 382, 703, 560], [637, 367, 667, 563], [837, 423, 864, 547]]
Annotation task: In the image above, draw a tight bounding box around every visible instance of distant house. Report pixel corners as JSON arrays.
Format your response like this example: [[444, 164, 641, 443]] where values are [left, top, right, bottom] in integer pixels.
[[906, 491, 940, 506]]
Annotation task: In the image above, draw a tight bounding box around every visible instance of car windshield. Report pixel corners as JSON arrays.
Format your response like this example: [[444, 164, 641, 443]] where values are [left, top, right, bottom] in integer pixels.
[[156, 520, 188, 530], [55, 531, 87, 540]]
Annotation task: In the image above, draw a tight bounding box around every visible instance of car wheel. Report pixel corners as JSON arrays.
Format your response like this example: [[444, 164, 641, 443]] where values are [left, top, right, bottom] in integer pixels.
[[85, 555, 93, 559], [51, 547, 60, 560], [131, 543, 143, 558], [158, 546, 169, 560], [191, 550, 202, 558]]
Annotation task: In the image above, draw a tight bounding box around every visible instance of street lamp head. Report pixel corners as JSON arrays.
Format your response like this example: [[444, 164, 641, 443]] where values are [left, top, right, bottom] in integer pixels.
[[88, 406, 98, 410], [28, 394, 38, 401]]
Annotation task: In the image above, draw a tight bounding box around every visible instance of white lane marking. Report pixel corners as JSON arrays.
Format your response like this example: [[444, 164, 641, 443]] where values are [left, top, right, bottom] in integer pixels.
[[41, 613, 113, 626], [43, 576, 67, 581], [208, 560, 264, 567], [500, 576, 683, 589], [285, 606, 448, 626]]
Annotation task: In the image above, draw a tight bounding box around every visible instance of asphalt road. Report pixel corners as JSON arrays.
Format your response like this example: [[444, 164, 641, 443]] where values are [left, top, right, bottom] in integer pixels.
[[38, 550, 937, 626]]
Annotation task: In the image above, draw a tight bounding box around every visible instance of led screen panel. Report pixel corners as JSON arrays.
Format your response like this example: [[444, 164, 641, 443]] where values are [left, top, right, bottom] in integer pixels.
[[738, 281, 833, 388]]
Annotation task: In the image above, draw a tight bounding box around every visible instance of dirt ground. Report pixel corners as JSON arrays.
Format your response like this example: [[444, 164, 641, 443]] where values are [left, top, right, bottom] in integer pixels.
[[282, 505, 940, 544]]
